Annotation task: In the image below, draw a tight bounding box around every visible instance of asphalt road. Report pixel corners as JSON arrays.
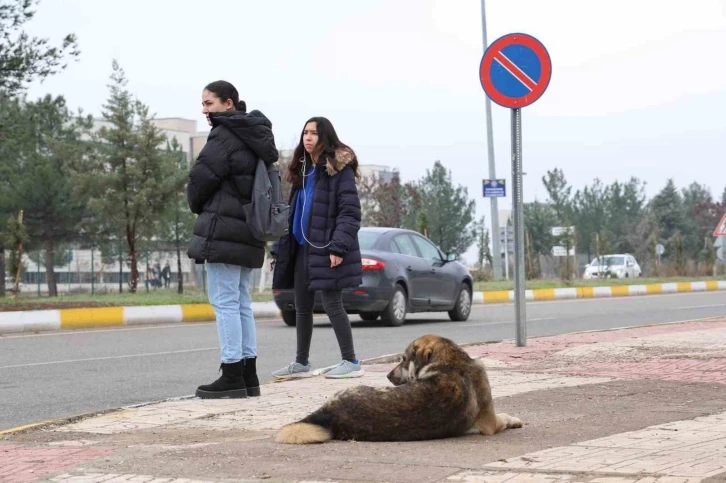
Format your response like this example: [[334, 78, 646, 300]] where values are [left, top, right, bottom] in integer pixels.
[[1, 290, 725, 431]]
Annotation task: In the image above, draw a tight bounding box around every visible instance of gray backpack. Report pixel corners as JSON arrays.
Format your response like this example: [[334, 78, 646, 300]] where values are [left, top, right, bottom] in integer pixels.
[[242, 159, 290, 242]]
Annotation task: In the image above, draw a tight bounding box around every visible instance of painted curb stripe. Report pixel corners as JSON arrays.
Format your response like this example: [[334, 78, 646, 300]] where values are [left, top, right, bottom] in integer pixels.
[[533, 288, 556, 301], [180, 304, 215, 322], [124, 305, 183, 326], [483, 291, 511, 303], [60, 308, 125, 329], [479, 281, 726, 304], [0, 309, 60, 334]]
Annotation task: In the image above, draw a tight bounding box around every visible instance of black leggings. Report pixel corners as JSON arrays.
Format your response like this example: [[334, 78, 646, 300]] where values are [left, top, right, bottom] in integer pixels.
[[294, 246, 357, 365]]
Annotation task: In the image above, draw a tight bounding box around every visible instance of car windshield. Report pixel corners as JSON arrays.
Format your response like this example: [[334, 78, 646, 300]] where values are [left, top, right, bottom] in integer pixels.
[[358, 231, 381, 250], [592, 256, 625, 266]]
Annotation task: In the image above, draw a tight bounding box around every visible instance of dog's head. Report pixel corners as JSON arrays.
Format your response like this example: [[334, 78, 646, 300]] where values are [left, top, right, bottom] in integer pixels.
[[387, 334, 457, 386]]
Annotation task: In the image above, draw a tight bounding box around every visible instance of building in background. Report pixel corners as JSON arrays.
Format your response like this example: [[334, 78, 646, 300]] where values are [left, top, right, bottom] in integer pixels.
[[359, 164, 395, 184]]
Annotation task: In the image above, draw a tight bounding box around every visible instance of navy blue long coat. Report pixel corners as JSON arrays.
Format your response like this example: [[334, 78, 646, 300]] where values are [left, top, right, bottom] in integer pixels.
[[272, 148, 362, 292]]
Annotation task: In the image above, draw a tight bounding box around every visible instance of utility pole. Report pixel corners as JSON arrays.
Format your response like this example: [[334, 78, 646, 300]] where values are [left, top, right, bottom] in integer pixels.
[[480, 0, 502, 280]]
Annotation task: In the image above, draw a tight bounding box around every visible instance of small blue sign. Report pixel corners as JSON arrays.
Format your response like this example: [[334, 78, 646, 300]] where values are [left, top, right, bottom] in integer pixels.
[[483, 179, 506, 198]]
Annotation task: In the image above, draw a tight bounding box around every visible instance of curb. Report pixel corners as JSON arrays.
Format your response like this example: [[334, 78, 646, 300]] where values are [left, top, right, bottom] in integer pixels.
[[1, 281, 724, 335], [0, 301, 281, 335], [476, 280, 726, 304]]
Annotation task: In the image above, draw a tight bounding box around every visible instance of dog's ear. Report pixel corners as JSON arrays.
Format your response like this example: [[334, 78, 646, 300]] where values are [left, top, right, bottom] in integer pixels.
[[415, 345, 433, 368]]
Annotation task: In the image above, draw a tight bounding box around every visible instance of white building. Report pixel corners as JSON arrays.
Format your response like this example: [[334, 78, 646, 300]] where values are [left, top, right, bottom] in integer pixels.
[[359, 164, 395, 184], [90, 117, 207, 167]]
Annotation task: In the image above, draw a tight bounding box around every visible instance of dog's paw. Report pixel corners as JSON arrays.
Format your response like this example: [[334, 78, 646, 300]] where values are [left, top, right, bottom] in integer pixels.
[[507, 416, 523, 429]]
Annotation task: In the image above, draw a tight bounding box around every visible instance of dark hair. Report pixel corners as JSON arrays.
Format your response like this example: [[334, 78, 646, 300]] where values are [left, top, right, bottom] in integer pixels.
[[204, 80, 247, 113], [287, 117, 360, 187]]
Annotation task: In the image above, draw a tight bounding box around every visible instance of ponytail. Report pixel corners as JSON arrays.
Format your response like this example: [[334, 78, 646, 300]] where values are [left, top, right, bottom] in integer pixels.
[[204, 80, 246, 112]]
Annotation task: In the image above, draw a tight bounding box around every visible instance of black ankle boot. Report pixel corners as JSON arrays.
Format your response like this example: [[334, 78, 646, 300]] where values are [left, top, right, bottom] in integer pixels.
[[196, 361, 247, 399], [243, 357, 261, 397]]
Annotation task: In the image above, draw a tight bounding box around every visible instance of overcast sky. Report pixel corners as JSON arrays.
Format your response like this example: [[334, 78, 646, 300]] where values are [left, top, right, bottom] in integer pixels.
[[25, 0, 726, 260]]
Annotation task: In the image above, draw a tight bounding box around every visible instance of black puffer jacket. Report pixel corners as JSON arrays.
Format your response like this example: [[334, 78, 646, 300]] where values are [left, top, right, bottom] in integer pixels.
[[187, 110, 278, 268], [272, 148, 362, 292]]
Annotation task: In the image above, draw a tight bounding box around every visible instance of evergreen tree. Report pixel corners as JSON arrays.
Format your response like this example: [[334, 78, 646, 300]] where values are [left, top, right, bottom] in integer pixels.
[[649, 179, 686, 260], [0, 0, 79, 94], [76, 61, 186, 292], [416, 161, 476, 255], [681, 182, 713, 260], [0, 94, 92, 296]]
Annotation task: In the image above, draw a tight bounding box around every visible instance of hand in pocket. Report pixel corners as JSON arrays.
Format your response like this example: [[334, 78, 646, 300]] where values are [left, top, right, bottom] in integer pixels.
[[330, 254, 343, 268]]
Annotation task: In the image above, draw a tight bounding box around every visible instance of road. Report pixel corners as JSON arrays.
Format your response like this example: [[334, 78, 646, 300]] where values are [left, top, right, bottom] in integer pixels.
[[1, 290, 725, 431]]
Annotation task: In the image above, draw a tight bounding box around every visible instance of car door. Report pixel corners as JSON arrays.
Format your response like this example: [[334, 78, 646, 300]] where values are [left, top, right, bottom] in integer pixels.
[[627, 256, 640, 277], [410, 234, 458, 307], [390, 234, 429, 308]]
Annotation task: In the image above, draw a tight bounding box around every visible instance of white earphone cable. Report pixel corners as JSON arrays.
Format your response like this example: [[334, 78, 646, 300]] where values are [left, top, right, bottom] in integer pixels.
[[300, 152, 332, 250]]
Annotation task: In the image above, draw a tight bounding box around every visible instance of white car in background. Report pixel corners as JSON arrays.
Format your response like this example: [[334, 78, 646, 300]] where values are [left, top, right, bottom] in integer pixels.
[[583, 254, 642, 279]]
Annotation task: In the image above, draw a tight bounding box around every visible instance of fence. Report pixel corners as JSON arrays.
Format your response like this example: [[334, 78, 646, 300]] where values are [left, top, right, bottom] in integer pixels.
[[11, 247, 273, 295]]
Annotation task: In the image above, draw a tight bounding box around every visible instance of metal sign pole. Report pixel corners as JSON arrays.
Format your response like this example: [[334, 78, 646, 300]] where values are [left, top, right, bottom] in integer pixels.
[[511, 108, 526, 346]]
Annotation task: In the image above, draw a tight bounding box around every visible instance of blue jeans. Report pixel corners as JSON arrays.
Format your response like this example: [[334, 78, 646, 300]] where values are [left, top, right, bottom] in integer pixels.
[[205, 263, 257, 363]]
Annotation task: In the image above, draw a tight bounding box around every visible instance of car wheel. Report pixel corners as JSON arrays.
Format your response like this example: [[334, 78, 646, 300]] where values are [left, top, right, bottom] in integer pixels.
[[448, 283, 472, 322], [381, 284, 407, 327], [359, 312, 380, 321], [281, 310, 296, 327]]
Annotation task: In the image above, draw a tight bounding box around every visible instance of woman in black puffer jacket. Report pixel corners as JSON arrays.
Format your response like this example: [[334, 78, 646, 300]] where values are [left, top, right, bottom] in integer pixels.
[[187, 80, 278, 399], [271, 116, 364, 380]]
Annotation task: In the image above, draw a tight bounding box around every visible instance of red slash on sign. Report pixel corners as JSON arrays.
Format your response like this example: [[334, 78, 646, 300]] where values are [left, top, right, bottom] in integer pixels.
[[493, 51, 537, 92]]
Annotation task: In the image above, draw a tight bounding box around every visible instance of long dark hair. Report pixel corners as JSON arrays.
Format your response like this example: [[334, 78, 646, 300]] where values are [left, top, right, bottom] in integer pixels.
[[204, 80, 247, 113], [287, 116, 360, 187]]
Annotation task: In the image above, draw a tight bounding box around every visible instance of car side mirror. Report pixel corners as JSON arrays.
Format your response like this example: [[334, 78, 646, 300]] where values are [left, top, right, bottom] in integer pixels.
[[446, 252, 457, 262]]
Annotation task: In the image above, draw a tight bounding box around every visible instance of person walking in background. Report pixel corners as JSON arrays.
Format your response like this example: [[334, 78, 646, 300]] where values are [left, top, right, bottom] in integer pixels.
[[162, 262, 171, 288]]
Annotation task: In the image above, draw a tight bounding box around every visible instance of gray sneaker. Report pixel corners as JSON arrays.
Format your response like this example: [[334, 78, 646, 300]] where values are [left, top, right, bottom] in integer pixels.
[[272, 362, 312, 380], [323, 360, 365, 379]]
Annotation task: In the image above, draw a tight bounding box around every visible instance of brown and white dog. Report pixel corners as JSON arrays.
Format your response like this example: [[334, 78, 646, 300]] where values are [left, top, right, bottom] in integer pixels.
[[275, 334, 523, 444]]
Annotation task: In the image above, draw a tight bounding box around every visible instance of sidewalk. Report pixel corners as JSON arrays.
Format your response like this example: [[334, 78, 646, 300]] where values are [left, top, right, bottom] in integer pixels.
[[3, 316, 726, 482]]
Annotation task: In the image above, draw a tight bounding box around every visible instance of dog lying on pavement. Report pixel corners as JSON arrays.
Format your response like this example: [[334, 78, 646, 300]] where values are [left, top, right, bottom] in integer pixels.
[[275, 334, 523, 444]]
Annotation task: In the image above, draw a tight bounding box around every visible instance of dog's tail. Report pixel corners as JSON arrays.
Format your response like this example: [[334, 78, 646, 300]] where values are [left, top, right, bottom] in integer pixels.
[[275, 422, 331, 444]]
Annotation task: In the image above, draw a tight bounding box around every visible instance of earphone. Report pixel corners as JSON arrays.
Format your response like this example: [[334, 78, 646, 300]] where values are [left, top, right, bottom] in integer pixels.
[[300, 152, 332, 249]]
